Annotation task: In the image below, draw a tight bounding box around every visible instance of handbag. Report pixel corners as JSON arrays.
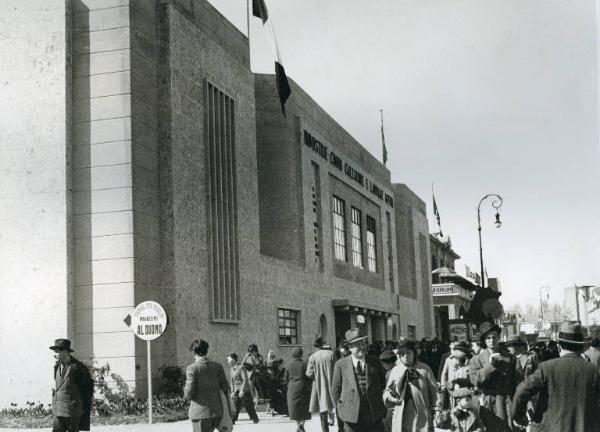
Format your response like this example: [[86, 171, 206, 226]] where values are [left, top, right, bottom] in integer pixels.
[[217, 389, 233, 432]]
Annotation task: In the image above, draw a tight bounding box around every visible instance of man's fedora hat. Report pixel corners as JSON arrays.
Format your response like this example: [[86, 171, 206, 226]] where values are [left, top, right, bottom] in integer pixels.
[[505, 335, 528, 347], [313, 335, 324, 348], [557, 322, 586, 345], [345, 328, 368, 345], [453, 340, 470, 352], [49, 338, 74, 352], [379, 349, 397, 363], [479, 322, 501, 343]]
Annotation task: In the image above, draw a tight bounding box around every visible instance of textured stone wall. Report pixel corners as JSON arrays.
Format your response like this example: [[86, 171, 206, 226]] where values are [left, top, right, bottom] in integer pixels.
[[393, 184, 435, 339]]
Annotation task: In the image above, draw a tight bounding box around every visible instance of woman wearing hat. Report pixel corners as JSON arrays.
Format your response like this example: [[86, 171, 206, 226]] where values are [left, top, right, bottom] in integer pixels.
[[285, 348, 312, 432], [383, 340, 439, 432]]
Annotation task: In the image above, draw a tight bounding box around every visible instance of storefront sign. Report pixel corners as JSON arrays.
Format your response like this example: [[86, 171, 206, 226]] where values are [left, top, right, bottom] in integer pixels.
[[303, 130, 394, 207]]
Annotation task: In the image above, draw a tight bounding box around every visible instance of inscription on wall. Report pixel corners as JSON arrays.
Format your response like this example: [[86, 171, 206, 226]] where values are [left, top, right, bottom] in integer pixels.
[[303, 130, 394, 208]]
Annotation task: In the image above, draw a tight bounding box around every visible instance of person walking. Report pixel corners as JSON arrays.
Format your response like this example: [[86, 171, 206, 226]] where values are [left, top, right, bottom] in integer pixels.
[[227, 352, 259, 424], [469, 322, 517, 428], [512, 322, 600, 432], [383, 340, 439, 432], [584, 337, 600, 367], [306, 335, 335, 432], [184, 339, 231, 432], [49, 339, 94, 432], [506, 335, 536, 383], [331, 328, 387, 432], [285, 347, 312, 432]]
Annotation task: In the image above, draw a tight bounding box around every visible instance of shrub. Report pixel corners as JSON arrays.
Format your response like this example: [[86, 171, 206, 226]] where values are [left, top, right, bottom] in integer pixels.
[[0, 401, 52, 418], [159, 365, 185, 396]]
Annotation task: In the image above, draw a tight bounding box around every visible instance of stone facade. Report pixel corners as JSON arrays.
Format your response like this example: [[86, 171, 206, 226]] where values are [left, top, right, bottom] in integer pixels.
[[2, 0, 435, 405]]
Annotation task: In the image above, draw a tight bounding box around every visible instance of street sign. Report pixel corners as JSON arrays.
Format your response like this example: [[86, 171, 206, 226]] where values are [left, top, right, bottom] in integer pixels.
[[124, 301, 167, 424], [131, 301, 167, 341]]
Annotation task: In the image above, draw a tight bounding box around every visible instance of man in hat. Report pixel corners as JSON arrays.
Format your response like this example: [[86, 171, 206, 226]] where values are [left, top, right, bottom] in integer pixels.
[[468, 322, 517, 427], [506, 335, 537, 383], [307, 335, 336, 432], [49, 338, 94, 432], [331, 328, 387, 432], [512, 322, 600, 432]]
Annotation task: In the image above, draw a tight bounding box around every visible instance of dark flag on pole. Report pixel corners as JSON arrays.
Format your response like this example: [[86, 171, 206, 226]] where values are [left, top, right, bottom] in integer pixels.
[[250, 0, 292, 117], [380, 109, 388, 166], [275, 61, 291, 117], [252, 0, 268, 23], [433, 190, 443, 236]]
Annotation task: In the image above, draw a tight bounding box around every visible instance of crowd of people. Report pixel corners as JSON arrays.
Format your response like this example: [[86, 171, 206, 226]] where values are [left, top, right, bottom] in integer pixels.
[[47, 320, 600, 432]]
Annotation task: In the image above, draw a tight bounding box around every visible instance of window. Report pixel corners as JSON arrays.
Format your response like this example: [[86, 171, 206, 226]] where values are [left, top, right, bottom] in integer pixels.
[[366, 216, 377, 272], [350, 207, 363, 268], [278, 308, 299, 345], [408, 325, 417, 341], [332, 196, 347, 261]]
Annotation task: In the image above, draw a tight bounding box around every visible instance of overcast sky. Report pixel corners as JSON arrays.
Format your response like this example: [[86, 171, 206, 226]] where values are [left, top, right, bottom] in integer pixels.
[[208, 0, 600, 308]]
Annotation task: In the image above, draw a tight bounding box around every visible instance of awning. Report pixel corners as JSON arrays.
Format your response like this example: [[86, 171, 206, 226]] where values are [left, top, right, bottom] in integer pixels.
[[332, 299, 398, 317]]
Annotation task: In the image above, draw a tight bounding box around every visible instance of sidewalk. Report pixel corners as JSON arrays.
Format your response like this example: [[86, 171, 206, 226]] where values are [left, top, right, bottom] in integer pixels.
[[0, 413, 447, 432]]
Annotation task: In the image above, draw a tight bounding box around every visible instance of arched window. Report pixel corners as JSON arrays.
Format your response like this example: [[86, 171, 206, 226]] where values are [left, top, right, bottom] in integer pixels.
[[318, 314, 328, 338]]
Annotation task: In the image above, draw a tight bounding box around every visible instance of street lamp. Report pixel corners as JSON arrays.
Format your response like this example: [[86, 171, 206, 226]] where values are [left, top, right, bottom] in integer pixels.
[[477, 194, 503, 289]]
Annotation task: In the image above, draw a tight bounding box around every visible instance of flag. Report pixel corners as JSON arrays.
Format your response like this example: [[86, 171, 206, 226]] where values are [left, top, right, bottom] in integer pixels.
[[275, 61, 291, 117], [432, 191, 443, 236], [252, 0, 268, 23], [380, 110, 388, 166], [250, 0, 292, 117]]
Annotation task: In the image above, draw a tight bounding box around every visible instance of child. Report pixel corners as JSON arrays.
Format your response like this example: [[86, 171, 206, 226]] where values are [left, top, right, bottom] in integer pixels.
[[449, 387, 485, 432]]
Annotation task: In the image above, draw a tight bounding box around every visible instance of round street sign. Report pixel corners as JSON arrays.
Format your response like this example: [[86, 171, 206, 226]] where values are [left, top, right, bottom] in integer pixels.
[[131, 301, 167, 341]]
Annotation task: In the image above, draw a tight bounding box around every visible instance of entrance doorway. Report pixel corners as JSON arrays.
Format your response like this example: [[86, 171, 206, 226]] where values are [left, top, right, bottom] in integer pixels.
[[334, 311, 351, 347]]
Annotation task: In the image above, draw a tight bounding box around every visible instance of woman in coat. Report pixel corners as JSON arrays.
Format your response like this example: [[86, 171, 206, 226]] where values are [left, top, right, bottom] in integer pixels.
[[383, 340, 439, 432], [285, 347, 312, 432]]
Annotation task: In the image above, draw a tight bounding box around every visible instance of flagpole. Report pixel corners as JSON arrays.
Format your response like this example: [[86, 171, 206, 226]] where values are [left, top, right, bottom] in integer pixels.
[[380, 109, 386, 166], [247, 0, 250, 38]]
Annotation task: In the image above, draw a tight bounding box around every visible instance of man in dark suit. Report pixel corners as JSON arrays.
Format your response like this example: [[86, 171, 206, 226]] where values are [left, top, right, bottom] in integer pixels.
[[512, 322, 600, 432], [331, 328, 387, 432], [50, 339, 94, 432], [506, 335, 537, 383], [184, 339, 231, 432]]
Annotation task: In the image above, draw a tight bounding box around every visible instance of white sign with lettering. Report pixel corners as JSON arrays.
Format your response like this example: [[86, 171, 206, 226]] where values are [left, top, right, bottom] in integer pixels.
[[131, 301, 167, 341]]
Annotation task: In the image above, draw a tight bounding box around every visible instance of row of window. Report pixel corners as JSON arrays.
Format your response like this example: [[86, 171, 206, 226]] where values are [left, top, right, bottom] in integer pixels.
[[278, 308, 417, 345], [332, 196, 377, 272]]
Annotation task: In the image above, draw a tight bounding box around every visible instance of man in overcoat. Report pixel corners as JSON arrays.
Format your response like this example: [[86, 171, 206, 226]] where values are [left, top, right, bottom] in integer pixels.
[[506, 335, 537, 383], [331, 329, 387, 432], [512, 322, 600, 432], [306, 335, 336, 432], [468, 322, 517, 427], [50, 339, 94, 432], [184, 339, 231, 432]]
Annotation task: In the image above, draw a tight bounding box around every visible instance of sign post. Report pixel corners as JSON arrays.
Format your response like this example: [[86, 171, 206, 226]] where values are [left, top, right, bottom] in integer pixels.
[[124, 301, 167, 424]]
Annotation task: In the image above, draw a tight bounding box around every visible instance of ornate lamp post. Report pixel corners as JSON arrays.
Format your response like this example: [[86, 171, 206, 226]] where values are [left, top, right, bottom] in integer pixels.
[[477, 194, 503, 289]]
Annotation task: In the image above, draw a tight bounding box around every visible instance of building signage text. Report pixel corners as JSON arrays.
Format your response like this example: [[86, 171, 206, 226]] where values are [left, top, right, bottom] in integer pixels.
[[303, 130, 394, 207]]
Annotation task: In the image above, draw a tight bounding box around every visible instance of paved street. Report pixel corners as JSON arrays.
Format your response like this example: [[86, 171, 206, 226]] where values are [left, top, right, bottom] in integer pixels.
[[0, 412, 447, 432]]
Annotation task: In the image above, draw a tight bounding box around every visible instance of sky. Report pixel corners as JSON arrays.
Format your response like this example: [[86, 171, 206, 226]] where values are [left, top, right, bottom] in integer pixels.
[[207, 0, 600, 308]]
